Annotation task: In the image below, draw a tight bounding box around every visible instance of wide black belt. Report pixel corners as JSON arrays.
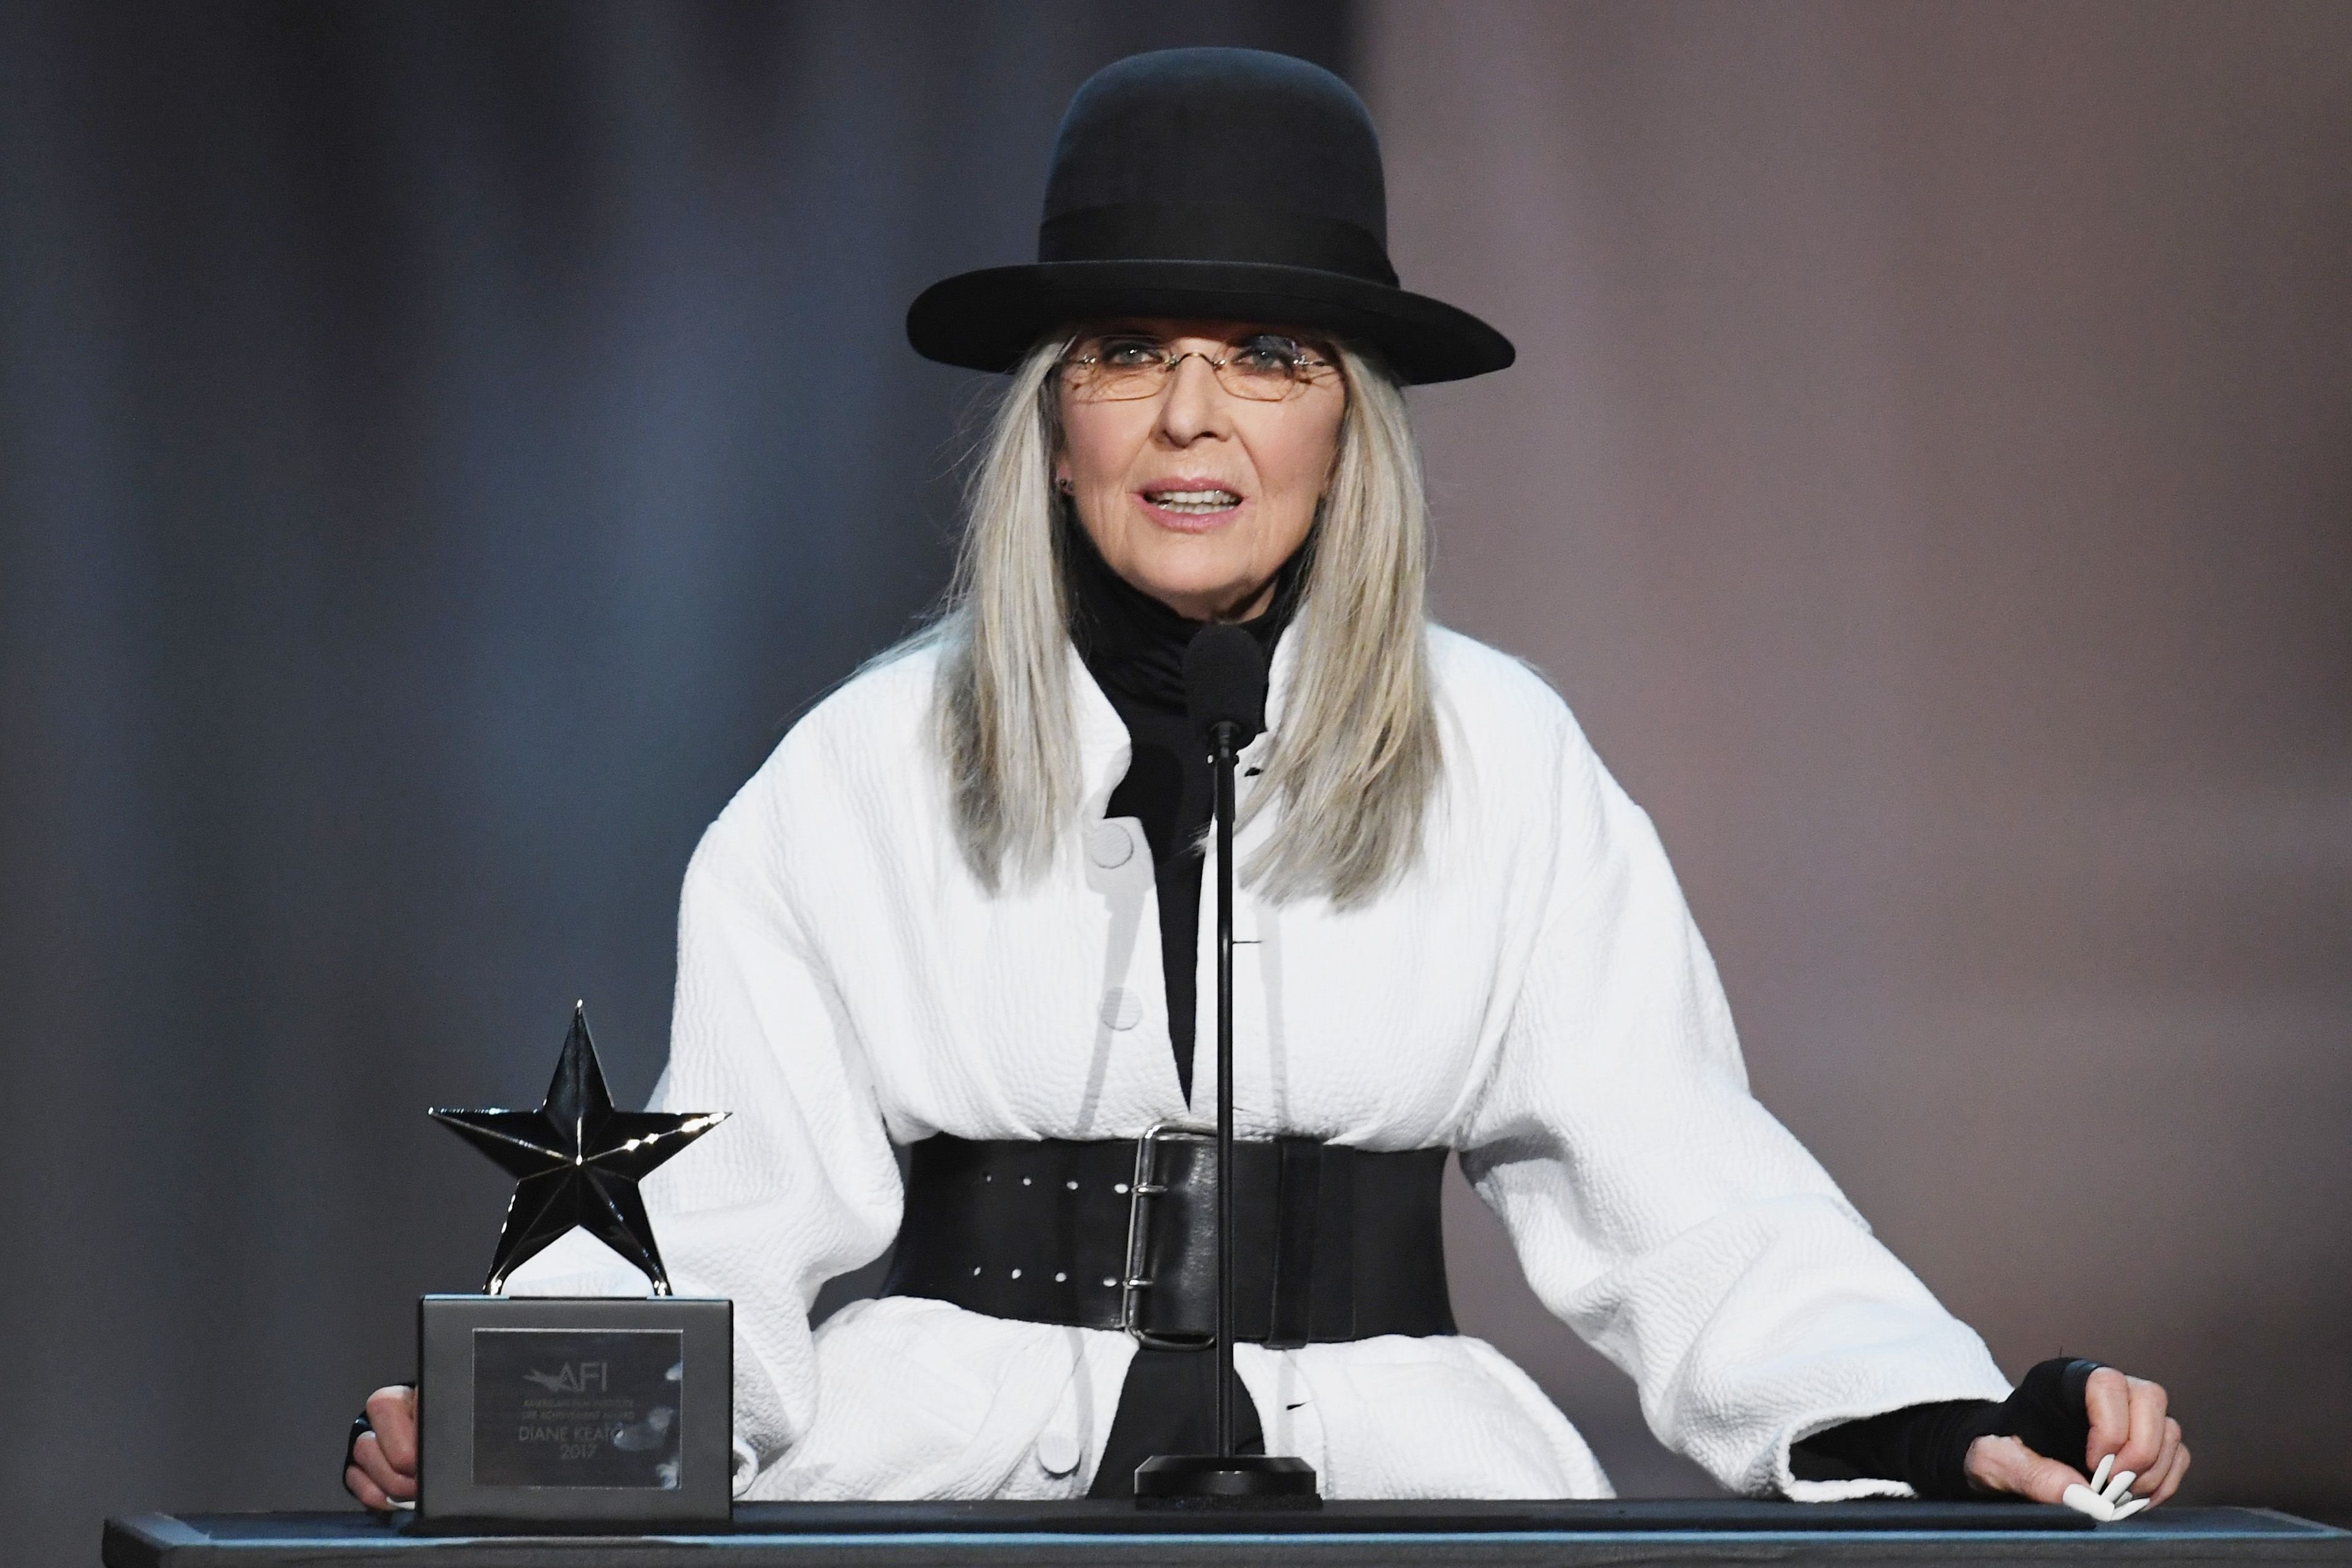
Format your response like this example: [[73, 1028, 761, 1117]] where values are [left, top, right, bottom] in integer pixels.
[[881, 1128, 1457, 1347]]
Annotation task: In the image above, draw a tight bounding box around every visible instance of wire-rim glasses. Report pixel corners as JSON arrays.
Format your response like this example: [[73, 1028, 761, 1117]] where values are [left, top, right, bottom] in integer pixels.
[[1059, 331, 1338, 402]]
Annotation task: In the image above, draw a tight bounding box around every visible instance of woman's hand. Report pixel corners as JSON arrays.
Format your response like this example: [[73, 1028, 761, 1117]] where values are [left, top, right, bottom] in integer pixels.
[[1966, 1367, 2189, 1508], [345, 1385, 419, 1511]]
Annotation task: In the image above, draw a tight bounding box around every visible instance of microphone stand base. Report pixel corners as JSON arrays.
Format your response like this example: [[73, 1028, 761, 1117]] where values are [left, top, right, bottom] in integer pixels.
[[1132, 1454, 1322, 1509]]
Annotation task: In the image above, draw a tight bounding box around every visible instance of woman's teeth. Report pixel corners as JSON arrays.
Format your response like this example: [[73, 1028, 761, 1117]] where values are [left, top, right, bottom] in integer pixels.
[[1146, 489, 1240, 513]]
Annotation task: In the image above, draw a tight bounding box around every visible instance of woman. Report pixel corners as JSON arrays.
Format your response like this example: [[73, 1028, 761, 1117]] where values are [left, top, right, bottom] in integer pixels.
[[348, 47, 2187, 1511]]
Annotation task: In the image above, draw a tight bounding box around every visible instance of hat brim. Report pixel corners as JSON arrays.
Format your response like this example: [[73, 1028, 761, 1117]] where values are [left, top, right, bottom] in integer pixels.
[[906, 259, 1514, 385]]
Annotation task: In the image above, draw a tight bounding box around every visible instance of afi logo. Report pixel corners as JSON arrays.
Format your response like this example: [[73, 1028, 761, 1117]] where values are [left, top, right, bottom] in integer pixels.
[[522, 1361, 609, 1394]]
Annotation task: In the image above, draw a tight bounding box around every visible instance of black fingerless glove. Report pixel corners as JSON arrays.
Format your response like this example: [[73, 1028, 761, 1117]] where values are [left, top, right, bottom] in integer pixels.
[[1792, 1357, 2102, 1500]]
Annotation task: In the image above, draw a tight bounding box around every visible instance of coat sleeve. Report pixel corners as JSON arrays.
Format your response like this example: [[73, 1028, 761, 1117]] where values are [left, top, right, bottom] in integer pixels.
[[1453, 707, 2010, 1498], [511, 765, 905, 1495]]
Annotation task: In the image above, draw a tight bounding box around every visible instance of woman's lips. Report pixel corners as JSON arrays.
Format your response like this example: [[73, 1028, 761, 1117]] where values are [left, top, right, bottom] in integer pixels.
[[1136, 486, 1244, 532]]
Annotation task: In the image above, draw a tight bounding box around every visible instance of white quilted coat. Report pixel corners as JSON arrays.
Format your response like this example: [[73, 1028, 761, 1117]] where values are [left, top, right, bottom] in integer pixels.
[[511, 625, 2011, 1502]]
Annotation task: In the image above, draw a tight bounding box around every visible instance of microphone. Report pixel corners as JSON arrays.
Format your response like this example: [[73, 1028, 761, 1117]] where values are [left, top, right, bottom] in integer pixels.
[[1134, 625, 1319, 1508], [1183, 622, 1268, 752]]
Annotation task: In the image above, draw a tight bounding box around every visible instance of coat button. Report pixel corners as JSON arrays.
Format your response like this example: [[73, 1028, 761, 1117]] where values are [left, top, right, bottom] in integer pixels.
[[1087, 820, 1135, 868], [1035, 1428, 1081, 1478], [1100, 988, 1143, 1030]]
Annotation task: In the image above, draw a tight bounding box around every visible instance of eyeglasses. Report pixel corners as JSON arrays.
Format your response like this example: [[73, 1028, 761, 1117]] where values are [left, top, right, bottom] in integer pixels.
[[1059, 332, 1338, 402]]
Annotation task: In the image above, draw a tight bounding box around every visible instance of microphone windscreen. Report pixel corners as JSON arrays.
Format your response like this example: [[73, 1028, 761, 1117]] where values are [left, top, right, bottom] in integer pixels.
[[1184, 623, 1270, 746]]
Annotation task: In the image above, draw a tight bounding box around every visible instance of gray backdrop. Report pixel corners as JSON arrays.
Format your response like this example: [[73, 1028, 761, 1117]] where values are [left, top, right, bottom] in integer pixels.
[[2, 3, 2345, 1562], [1367, 0, 2352, 1512], [0, 5, 1346, 1561]]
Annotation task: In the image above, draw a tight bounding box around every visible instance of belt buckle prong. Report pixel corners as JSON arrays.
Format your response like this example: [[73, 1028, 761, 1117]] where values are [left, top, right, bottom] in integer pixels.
[[1119, 1119, 1213, 1350]]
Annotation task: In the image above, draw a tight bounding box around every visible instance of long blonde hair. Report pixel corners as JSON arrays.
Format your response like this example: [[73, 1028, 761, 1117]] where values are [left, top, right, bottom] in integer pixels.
[[928, 336, 1440, 907]]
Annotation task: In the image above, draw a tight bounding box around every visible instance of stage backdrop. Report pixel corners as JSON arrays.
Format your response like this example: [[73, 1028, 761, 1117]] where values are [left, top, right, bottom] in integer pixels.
[[1, 4, 2346, 1563], [0, 5, 1347, 1563], [1364, 0, 2352, 1510]]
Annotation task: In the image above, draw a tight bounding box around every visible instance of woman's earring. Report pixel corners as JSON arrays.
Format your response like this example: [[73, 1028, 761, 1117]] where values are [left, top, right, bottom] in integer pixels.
[[1055, 475, 1074, 495]]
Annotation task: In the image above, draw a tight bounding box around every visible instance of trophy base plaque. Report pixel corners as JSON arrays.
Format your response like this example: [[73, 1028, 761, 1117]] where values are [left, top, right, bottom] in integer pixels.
[[417, 1294, 732, 1529]]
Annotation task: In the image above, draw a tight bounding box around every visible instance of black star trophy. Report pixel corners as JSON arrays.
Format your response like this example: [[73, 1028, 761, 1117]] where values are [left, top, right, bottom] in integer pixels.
[[416, 1003, 734, 1529]]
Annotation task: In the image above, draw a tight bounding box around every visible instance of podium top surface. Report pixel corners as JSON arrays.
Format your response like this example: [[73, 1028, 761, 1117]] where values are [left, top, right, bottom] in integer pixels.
[[105, 1503, 2350, 1568]]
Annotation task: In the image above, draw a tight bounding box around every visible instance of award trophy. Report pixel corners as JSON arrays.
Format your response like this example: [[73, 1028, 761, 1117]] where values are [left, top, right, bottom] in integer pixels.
[[416, 1003, 733, 1527]]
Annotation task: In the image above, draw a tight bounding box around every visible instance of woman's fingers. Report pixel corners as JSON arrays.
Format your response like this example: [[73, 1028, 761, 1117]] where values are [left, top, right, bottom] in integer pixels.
[[2143, 1429, 2191, 1505], [350, 1430, 417, 1505], [2084, 1369, 2172, 1484], [343, 1462, 393, 1512], [363, 1385, 420, 1477], [345, 1385, 420, 1510], [2131, 1417, 2182, 1499], [2119, 1375, 2170, 1477], [2081, 1367, 2132, 1472], [1966, 1433, 2086, 1503], [344, 1451, 411, 1511]]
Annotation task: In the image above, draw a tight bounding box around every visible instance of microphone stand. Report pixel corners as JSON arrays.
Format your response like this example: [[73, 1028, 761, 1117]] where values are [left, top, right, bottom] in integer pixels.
[[1212, 716, 1239, 1462], [1132, 710, 1319, 1508]]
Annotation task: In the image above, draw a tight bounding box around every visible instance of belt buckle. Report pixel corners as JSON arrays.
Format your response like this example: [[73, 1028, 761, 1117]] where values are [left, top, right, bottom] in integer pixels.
[[1120, 1119, 1214, 1350]]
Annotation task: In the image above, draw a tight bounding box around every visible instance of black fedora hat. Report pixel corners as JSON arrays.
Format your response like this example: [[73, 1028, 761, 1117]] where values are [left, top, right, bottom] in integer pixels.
[[906, 47, 1513, 385]]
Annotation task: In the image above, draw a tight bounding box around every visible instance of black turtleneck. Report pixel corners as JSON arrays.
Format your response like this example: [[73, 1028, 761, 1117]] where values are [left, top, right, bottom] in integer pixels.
[[1063, 518, 1303, 1102]]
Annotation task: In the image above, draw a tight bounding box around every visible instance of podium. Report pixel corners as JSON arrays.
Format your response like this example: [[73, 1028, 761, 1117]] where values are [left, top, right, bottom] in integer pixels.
[[105, 1502, 2349, 1567]]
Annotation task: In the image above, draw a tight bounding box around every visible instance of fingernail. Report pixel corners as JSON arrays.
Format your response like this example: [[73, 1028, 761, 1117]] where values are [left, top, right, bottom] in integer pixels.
[[2106, 1469, 2137, 1503], [2090, 1454, 2114, 1491], [2110, 1497, 2150, 1521], [2062, 1484, 2114, 1521]]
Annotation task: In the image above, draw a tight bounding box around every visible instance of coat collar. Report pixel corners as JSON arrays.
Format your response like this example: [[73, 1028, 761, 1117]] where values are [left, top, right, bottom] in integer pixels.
[[1070, 625, 1298, 814], [1071, 643, 1133, 814]]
